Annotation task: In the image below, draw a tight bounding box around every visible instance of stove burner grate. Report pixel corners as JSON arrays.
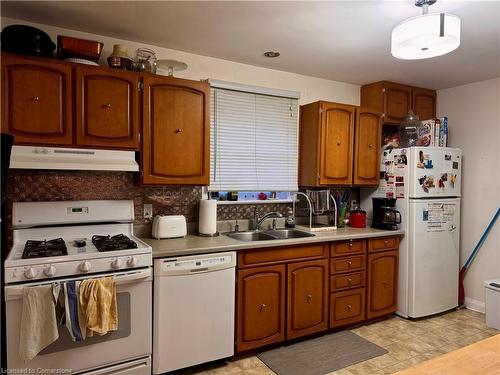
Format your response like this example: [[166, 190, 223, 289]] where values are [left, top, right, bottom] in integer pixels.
[[23, 238, 68, 259], [92, 234, 138, 252]]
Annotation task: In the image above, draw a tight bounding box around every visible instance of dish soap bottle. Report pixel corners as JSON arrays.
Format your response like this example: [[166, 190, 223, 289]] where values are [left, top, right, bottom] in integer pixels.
[[285, 207, 295, 228]]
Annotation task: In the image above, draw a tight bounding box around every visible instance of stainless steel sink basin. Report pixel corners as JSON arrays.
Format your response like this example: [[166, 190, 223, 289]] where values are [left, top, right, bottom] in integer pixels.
[[264, 229, 316, 239], [226, 231, 277, 242], [226, 229, 315, 242]]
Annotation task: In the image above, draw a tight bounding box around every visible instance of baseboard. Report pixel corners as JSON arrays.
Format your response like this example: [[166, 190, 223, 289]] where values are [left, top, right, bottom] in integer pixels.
[[465, 297, 485, 313]]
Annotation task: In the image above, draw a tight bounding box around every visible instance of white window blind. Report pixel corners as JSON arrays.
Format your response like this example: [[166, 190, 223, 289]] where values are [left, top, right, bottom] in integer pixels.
[[209, 86, 299, 191]]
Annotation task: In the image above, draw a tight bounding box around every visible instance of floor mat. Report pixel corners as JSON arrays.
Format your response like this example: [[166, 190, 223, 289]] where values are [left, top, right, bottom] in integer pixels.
[[257, 330, 388, 375]]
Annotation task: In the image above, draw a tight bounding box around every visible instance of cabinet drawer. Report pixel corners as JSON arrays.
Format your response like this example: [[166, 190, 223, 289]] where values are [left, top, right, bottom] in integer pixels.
[[330, 288, 366, 328], [368, 236, 400, 253], [238, 244, 327, 269], [330, 271, 366, 291], [330, 239, 365, 257], [330, 255, 366, 274]]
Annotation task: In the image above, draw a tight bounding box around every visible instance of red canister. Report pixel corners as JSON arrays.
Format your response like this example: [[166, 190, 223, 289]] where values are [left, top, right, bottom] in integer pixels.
[[349, 209, 366, 228]]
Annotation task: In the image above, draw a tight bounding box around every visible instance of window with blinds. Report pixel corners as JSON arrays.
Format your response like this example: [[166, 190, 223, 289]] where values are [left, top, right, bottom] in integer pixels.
[[209, 86, 299, 191]]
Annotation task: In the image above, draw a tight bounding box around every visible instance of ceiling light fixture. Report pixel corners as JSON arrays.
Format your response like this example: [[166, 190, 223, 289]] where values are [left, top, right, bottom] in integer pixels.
[[263, 51, 280, 58], [391, 0, 461, 60]]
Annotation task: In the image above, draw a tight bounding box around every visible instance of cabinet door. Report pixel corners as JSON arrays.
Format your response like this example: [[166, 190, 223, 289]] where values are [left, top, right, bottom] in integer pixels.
[[142, 76, 209, 185], [1, 54, 72, 145], [330, 288, 366, 328], [237, 265, 286, 352], [75, 67, 139, 149], [367, 250, 399, 319], [412, 87, 436, 121], [319, 102, 355, 185], [353, 108, 382, 185], [383, 82, 411, 124], [287, 259, 328, 340]]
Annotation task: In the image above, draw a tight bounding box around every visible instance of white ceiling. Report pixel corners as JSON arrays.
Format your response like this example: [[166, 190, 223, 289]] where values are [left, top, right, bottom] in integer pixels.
[[2, 1, 499, 89]]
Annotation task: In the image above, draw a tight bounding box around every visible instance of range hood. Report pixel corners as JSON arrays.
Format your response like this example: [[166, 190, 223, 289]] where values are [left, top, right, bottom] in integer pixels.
[[9, 146, 139, 172]]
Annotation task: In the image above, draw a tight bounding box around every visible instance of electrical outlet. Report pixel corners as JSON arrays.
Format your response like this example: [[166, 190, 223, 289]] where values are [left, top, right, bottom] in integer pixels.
[[143, 204, 153, 220]]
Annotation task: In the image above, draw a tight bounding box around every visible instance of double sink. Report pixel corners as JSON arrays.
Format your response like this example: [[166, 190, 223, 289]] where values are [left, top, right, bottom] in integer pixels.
[[226, 228, 315, 242]]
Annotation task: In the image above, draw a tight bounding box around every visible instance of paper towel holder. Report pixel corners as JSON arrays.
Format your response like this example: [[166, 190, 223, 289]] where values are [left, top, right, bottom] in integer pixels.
[[198, 231, 220, 237]]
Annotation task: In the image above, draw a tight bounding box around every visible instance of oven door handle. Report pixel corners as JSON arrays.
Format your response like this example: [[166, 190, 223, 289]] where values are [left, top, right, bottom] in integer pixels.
[[5, 268, 152, 301]]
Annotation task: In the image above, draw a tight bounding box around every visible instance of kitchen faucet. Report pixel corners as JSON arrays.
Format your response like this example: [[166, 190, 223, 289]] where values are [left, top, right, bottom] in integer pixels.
[[254, 208, 283, 231]]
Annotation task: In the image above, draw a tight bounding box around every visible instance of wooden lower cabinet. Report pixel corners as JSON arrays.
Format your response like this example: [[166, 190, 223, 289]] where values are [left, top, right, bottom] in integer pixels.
[[330, 288, 366, 328], [287, 259, 329, 340], [366, 250, 399, 319], [236, 265, 286, 352]]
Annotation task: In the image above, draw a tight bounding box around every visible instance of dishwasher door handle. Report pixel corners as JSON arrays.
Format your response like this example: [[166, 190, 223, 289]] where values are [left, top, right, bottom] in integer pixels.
[[190, 267, 209, 273]]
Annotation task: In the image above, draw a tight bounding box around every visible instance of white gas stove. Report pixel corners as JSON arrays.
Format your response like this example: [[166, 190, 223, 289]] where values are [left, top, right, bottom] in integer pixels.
[[5, 200, 152, 284]]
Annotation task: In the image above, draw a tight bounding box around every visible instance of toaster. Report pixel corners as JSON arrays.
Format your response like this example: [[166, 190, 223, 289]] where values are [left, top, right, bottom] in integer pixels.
[[152, 215, 187, 239]]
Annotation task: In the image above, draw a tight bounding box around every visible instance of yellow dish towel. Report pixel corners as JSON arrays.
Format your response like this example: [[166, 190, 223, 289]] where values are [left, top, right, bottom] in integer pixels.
[[19, 284, 60, 362], [79, 277, 118, 336]]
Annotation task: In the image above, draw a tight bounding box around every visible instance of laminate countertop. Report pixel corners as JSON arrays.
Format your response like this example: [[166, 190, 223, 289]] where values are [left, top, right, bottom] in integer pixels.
[[140, 227, 405, 258]]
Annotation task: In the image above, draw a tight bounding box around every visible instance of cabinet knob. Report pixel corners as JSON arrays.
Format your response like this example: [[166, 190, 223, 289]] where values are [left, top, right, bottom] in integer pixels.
[[347, 278, 352, 285], [32, 96, 40, 101], [104, 103, 112, 108], [337, 141, 341, 146], [175, 128, 183, 133], [384, 240, 389, 244], [259, 303, 266, 312], [369, 144, 373, 149], [347, 261, 352, 267], [346, 304, 352, 311], [306, 294, 313, 302], [349, 243, 353, 248], [382, 281, 387, 288]]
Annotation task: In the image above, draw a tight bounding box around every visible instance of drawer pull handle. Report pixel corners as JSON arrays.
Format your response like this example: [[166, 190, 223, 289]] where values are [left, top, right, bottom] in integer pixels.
[[306, 294, 313, 302], [32, 96, 40, 101], [349, 243, 353, 248], [384, 240, 389, 245], [347, 261, 352, 267], [382, 281, 387, 288], [369, 144, 373, 149], [104, 103, 112, 108], [347, 278, 352, 285], [259, 303, 266, 312], [337, 141, 341, 146], [175, 128, 183, 133], [346, 304, 352, 311]]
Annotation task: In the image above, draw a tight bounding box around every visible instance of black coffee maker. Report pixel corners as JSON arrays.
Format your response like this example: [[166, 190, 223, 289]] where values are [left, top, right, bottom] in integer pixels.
[[371, 198, 401, 230]]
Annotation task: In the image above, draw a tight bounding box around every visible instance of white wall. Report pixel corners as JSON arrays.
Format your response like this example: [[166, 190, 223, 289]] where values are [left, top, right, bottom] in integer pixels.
[[1, 17, 360, 106], [437, 78, 500, 311]]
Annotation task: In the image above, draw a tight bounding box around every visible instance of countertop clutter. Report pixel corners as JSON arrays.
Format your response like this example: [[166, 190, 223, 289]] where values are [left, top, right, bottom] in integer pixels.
[[141, 227, 404, 258]]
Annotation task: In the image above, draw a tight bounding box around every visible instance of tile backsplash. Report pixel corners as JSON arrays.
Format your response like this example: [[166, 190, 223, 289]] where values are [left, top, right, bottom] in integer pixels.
[[5, 170, 292, 227]]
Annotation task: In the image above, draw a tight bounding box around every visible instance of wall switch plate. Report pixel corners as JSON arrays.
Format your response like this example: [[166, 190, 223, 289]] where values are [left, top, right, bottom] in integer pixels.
[[143, 204, 153, 220]]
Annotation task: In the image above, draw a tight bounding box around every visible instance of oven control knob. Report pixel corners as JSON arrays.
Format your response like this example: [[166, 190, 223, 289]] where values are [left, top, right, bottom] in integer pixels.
[[44, 265, 57, 277], [111, 259, 122, 269], [127, 256, 138, 267], [80, 261, 91, 273], [24, 267, 38, 279]]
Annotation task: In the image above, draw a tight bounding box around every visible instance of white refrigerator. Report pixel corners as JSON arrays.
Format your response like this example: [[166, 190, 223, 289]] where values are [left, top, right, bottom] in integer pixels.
[[361, 147, 462, 318]]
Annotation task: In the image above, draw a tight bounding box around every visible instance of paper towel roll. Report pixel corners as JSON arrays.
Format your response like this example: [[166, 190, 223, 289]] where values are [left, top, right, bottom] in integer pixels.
[[199, 199, 217, 235]]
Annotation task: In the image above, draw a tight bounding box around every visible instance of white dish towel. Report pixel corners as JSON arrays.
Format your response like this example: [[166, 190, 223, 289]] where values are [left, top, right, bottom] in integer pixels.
[[19, 284, 60, 362]]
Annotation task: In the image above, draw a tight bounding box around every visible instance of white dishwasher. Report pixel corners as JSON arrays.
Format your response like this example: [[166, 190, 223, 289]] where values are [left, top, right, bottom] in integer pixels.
[[153, 252, 236, 374]]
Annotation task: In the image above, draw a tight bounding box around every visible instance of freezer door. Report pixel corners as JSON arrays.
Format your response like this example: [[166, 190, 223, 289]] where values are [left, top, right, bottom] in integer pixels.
[[408, 198, 460, 318], [409, 147, 461, 198]]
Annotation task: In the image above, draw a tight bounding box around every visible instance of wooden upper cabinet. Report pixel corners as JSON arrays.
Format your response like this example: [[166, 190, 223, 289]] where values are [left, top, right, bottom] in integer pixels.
[[361, 81, 436, 125], [384, 82, 412, 124], [298, 101, 355, 186], [237, 265, 286, 353], [1, 54, 72, 145], [320, 103, 355, 185], [287, 259, 329, 340], [353, 108, 382, 186], [412, 87, 436, 120], [141, 75, 210, 185], [75, 67, 140, 149], [366, 250, 399, 319]]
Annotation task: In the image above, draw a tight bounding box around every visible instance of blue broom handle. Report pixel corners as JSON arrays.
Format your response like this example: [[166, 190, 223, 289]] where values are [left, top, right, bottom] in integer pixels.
[[464, 207, 500, 269]]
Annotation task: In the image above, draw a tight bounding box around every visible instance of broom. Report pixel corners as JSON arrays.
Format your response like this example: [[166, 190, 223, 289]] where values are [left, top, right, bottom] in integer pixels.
[[458, 207, 500, 306]]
